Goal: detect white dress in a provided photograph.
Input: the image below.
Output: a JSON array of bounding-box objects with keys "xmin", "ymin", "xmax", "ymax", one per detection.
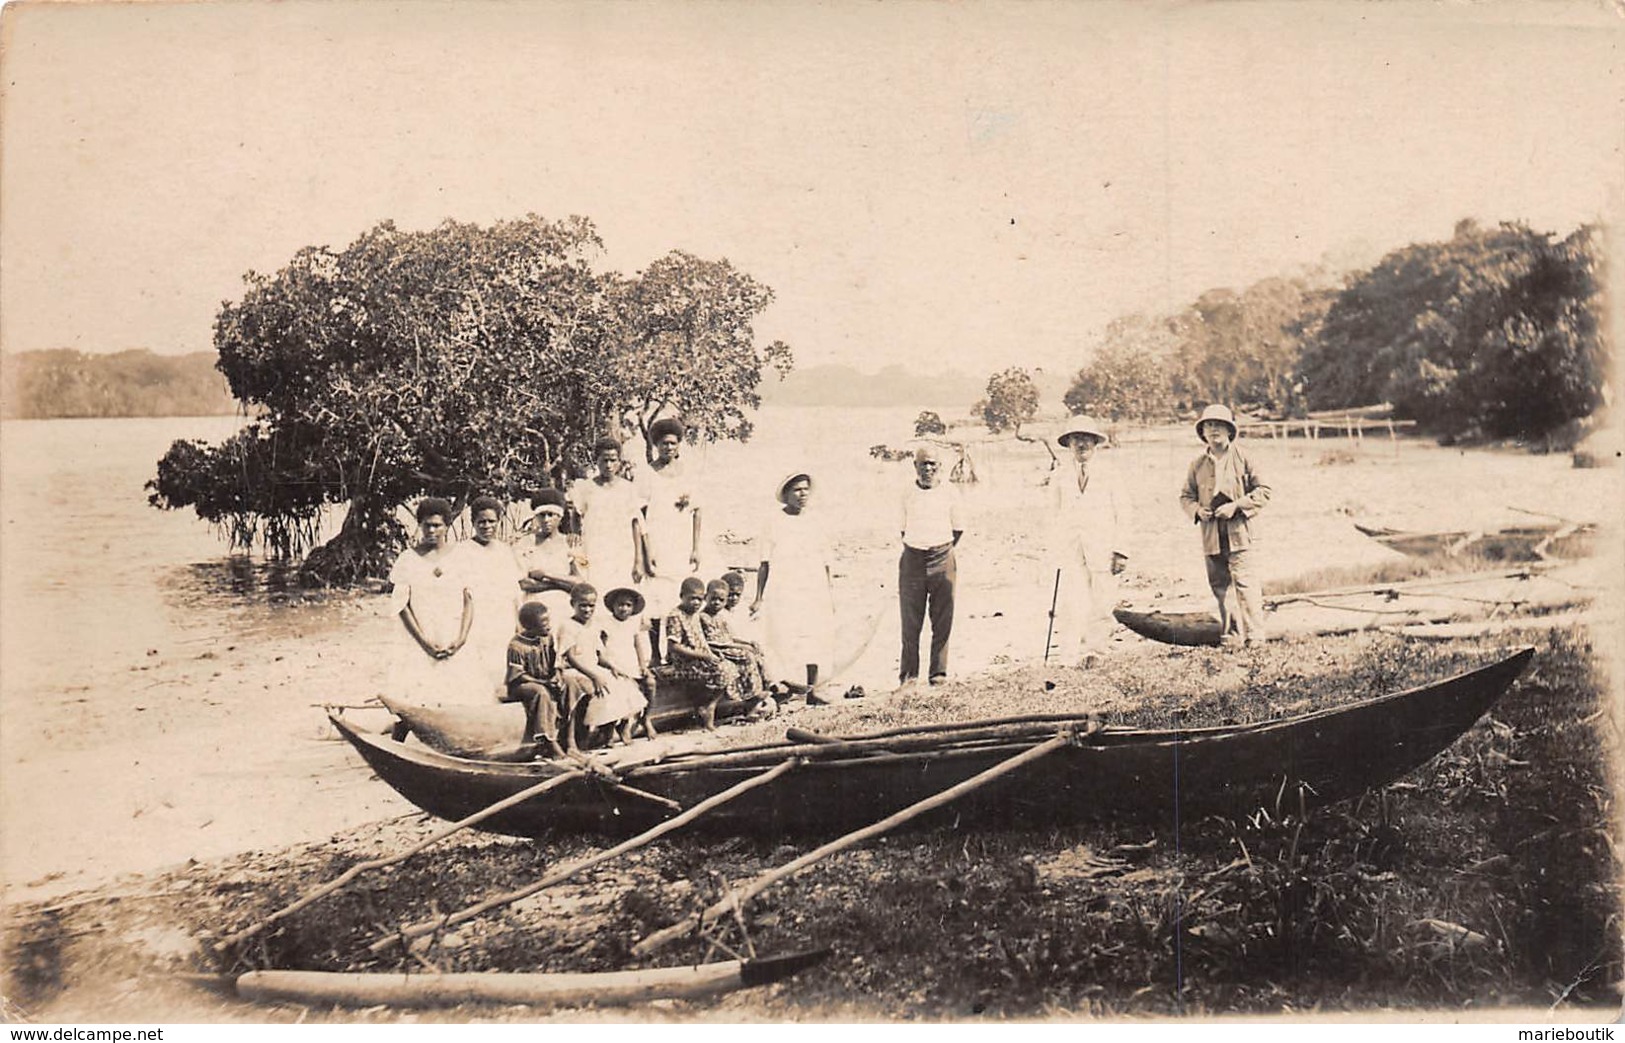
[
  {"xmin": 515, "ymin": 532, "xmax": 579, "ymax": 623},
  {"xmin": 1043, "ymin": 462, "xmax": 1125, "ymax": 661},
  {"xmin": 635, "ymin": 460, "xmax": 703, "ymax": 616},
  {"xmin": 569, "ymin": 475, "xmax": 646, "ymax": 591},
  {"xmin": 385, "ymin": 546, "xmax": 485, "ymax": 706},
  {"xmin": 556, "ymin": 614, "xmax": 647, "ymax": 728},
  {"xmin": 600, "ymin": 613, "xmax": 649, "ymax": 680},
  {"xmin": 757, "ymin": 506, "xmax": 836, "ymax": 680},
  {"xmin": 452, "ymin": 537, "xmax": 525, "ymax": 697}
]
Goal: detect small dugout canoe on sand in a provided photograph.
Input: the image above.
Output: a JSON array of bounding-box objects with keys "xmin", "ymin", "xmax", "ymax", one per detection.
[
  {"xmin": 379, "ymin": 681, "xmax": 765, "ymax": 761},
  {"xmin": 1113, "ymin": 566, "xmax": 1592, "ymax": 647},
  {"xmin": 330, "ymin": 649, "xmax": 1533, "ymax": 837},
  {"xmin": 1353, "ymin": 520, "xmax": 1596, "ymax": 562}
]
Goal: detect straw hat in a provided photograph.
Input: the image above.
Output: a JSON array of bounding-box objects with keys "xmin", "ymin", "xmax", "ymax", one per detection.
[
  {"xmin": 603, "ymin": 587, "xmax": 646, "ymax": 615},
  {"xmin": 1195, "ymin": 404, "xmax": 1238, "ymax": 440},
  {"xmin": 1057, "ymin": 415, "xmax": 1109, "ymax": 448}
]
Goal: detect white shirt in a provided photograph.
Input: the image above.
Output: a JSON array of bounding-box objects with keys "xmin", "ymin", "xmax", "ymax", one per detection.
[{"xmin": 900, "ymin": 481, "xmax": 963, "ymax": 550}]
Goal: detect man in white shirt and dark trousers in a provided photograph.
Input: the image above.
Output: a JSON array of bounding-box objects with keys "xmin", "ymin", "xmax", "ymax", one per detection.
[{"xmin": 899, "ymin": 443, "xmax": 963, "ymax": 687}]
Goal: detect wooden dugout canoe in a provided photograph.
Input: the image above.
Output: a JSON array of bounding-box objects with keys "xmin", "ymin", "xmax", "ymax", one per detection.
[
  {"xmin": 380, "ymin": 679, "xmax": 765, "ymax": 761},
  {"xmin": 1353, "ymin": 520, "xmax": 1596, "ymax": 562},
  {"xmin": 331, "ymin": 648, "xmax": 1533, "ymax": 836},
  {"xmin": 1113, "ymin": 566, "xmax": 1589, "ymax": 647}
]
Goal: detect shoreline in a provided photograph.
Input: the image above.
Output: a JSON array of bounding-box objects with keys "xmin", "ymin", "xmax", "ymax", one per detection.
[{"xmin": 4, "ymin": 423, "xmax": 1619, "ymax": 906}]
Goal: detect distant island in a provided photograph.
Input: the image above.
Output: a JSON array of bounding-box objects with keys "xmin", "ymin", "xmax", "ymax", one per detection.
[
  {"xmin": 0, "ymin": 349, "xmax": 237, "ymax": 420},
  {"xmin": 1, "ymin": 350, "xmax": 1004, "ymax": 419},
  {"xmin": 760, "ymin": 363, "xmax": 984, "ymax": 408}
]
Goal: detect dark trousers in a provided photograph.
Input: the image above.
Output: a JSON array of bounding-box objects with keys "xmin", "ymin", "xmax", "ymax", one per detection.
[
  {"xmin": 899, "ymin": 543, "xmax": 956, "ymax": 682},
  {"xmin": 504, "ymin": 681, "xmax": 563, "ymax": 743}
]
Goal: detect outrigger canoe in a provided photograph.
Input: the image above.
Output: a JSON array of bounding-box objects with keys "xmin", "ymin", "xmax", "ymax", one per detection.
[
  {"xmin": 330, "ymin": 649, "xmax": 1533, "ymax": 836},
  {"xmin": 1113, "ymin": 566, "xmax": 1590, "ymax": 647},
  {"xmin": 1354, "ymin": 520, "xmax": 1595, "ymax": 562}
]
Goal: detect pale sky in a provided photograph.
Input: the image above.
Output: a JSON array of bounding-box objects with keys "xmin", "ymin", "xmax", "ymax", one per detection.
[{"xmin": 2, "ymin": 0, "xmax": 1621, "ymax": 377}]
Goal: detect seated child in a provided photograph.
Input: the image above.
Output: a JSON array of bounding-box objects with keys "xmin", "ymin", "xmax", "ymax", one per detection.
[
  {"xmin": 657, "ymin": 576, "xmax": 741, "ymax": 731},
  {"xmin": 555, "ymin": 583, "xmax": 649, "ymax": 749},
  {"xmin": 600, "ymin": 586, "xmax": 659, "ymax": 741},
  {"xmin": 700, "ymin": 578, "xmax": 770, "ymax": 712},
  {"xmin": 502, "ymin": 601, "xmax": 571, "ymax": 759},
  {"xmin": 721, "ymin": 571, "xmax": 761, "ymax": 641}
]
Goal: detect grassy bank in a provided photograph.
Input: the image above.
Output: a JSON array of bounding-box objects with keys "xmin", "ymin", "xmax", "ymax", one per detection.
[{"xmin": 3, "ymin": 627, "xmax": 1618, "ymax": 1021}]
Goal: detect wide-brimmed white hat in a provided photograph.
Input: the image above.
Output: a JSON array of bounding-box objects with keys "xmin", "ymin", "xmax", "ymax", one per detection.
[
  {"xmin": 776, "ymin": 471, "xmax": 813, "ymax": 504},
  {"xmin": 1057, "ymin": 415, "xmax": 1109, "ymax": 448},
  {"xmin": 1195, "ymin": 404, "xmax": 1238, "ymax": 440}
]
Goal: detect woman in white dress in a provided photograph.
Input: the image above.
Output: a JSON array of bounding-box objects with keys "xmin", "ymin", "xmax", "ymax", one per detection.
[
  {"xmin": 750, "ymin": 472, "xmax": 836, "ymax": 696},
  {"xmin": 635, "ymin": 417, "xmax": 703, "ymax": 623},
  {"xmin": 1044, "ymin": 415, "xmax": 1128, "ymax": 668},
  {"xmin": 516, "ymin": 489, "xmax": 581, "ymax": 623},
  {"xmin": 570, "ymin": 438, "xmax": 646, "ymax": 592},
  {"xmin": 452, "ymin": 494, "xmax": 524, "ymax": 698},
  {"xmin": 386, "ymin": 497, "xmax": 480, "ymax": 706}
]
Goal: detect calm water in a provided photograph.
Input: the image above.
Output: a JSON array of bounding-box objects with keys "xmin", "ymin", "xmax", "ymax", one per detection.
[{"xmin": 0, "ymin": 406, "xmax": 963, "ymax": 699}]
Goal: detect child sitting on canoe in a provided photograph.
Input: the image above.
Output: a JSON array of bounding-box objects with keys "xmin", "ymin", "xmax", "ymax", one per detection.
[
  {"xmin": 721, "ymin": 571, "xmax": 760, "ymax": 641},
  {"xmin": 556, "ymin": 583, "xmax": 649, "ymax": 748},
  {"xmin": 601, "ymin": 586, "xmax": 659, "ymax": 740},
  {"xmin": 502, "ymin": 601, "xmax": 571, "ymax": 760},
  {"xmin": 701, "ymin": 578, "xmax": 772, "ymax": 715},
  {"xmin": 657, "ymin": 576, "xmax": 739, "ymax": 731}
]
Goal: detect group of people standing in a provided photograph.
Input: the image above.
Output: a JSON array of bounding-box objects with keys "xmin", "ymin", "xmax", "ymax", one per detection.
[
  {"xmin": 382, "ymin": 404, "xmax": 1271, "ymax": 750},
  {"xmin": 381, "ymin": 417, "xmax": 843, "ymax": 750}
]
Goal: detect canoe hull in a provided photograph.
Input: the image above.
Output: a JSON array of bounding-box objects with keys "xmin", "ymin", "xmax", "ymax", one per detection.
[
  {"xmin": 384, "ymin": 681, "xmax": 765, "ymax": 760},
  {"xmin": 1112, "ymin": 609, "xmax": 1224, "ymax": 647},
  {"xmin": 1355, "ymin": 521, "xmax": 1596, "ymax": 562},
  {"xmin": 332, "ymin": 650, "xmax": 1533, "ymax": 836},
  {"xmin": 1113, "ymin": 566, "xmax": 1589, "ymax": 647}
]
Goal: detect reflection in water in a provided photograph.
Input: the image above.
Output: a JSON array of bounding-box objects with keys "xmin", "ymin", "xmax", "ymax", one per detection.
[
  {"xmin": 158, "ymin": 557, "xmax": 368, "ymax": 647},
  {"xmin": 180, "ymin": 556, "xmax": 304, "ymax": 600}
]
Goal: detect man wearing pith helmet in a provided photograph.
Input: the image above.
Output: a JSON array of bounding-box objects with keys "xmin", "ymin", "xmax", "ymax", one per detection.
[
  {"xmin": 1178, "ymin": 404, "xmax": 1272, "ymax": 648},
  {"xmin": 1045, "ymin": 415, "xmax": 1128, "ymax": 668}
]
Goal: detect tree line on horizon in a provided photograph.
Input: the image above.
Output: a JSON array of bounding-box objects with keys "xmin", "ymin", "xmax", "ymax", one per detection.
[
  {"xmin": 1, "ymin": 348, "xmax": 237, "ymax": 420},
  {"xmin": 1043, "ymin": 219, "xmax": 1608, "ymax": 445}
]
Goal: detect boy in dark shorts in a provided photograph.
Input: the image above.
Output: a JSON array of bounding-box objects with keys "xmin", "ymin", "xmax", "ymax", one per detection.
[{"xmin": 503, "ymin": 601, "xmax": 571, "ymax": 759}]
